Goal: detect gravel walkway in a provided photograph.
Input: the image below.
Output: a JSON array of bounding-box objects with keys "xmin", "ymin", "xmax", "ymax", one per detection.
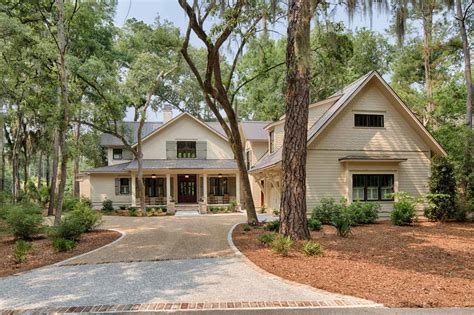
[{"xmin": 0, "ymin": 214, "xmax": 378, "ymax": 311}]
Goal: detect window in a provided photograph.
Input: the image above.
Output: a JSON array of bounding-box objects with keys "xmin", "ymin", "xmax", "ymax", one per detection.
[
  {"xmin": 120, "ymin": 178, "xmax": 130, "ymax": 195},
  {"xmin": 354, "ymin": 114, "xmax": 384, "ymax": 127},
  {"xmin": 269, "ymin": 130, "xmax": 275, "ymax": 153},
  {"xmin": 352, "ymin": 174, "xmax": 394, "ymax": 201},
  {"xmin": 177, "ymin": 141, "xmax": 196, "ymax": 158},
  {"xmin": 113, "ymin": 148, "xmax": 123, "ymax": 160},
  {"xmin": 145, "ymin": 178, "xmax": 165, "ymax": 197},
  {"xmin": 210, "ymin": 177, "xmax": 228, "ymax": 196},
  {"xmin": 246, "ymin": 150, "xmax": 252, "ymax": 169}
]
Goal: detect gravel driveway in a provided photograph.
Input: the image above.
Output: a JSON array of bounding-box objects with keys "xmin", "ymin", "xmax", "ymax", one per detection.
[{"xmin": 0, "ymin": 214, "xmax": 379, "ymax": 311}]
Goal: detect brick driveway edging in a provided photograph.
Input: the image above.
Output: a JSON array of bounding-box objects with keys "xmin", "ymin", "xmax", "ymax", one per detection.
[{"xmin": 0, "ymin": 299, "xmax": 380, "ymax": 314}]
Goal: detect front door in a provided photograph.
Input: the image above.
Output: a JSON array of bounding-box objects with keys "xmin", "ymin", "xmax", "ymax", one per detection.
[{"xmin": 178, "ymin": 175, "xmax": 197, "ymax": 203}]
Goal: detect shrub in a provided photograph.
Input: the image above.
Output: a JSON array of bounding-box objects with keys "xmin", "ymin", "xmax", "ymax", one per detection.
[
  {"xmin": 55, "ymin": 216, "xmax": 85, "ymax": 241},
  {"xmin": 242, "ymin": 224, "xmax": 251, "ymax": 232},
  {"xmin": 14, "ymin": 240, "xmax": 32, "ymax": 263},
  {"xmin": 258, "ymin": 233, "xmax": 275, "ymax": 245},
  {"xmin": 38, "ymin": 186, "xmax": 50, "ymax": 207},
  {"xmin": 391, "ymin": 192, "xmax": 418, "ymax": 226},
  {"xmin": 428, "ymin": 156, "xmax": 456, "ymax": 221},
  {"xmin": 229, "ymin": 200, "xmax": 238, "ymax": 212},
  {"xmin": 311, "ymin": 197, "xmax": 344, "ymax": 224},
  {"xmin": 348, "ymin": 202, "xmax": 380, "ymax": 224},
  {"xmin": 128, "ymin": 207, "xmax": 138, "ymax": 216},
  {"xmin": 5, "ymin": 203, "xmax": 44, "ymax": 240},
  {"xmin": 52, "ymin": 238, "xmax": 77, "ymax": 252},
  {"xmin": 265, "ymin": 219, "xmax": 280, "ymax": 232},
  {"xmin": 119, "ymin": 205, "xmax": 127, "ymax": 210},
  {"xmin": 424, "ymin": 193, "xmax": 452, "ymax": 222},
  {"xmin": 272, "ymin": 209, "xmax": 280, "ymax": 216},
  {"xmin": 302, "ymin": 241, "xmax": 322, "ymax": 256},
  {"xmin": 454, "ymin": 197, "xmax": 472, "ymax": 222},
  {"xmin": 271, "ymin": 235, "xmax": 293, "ymax": 256},
  {"xmin": 331, "ymin": 209, "xmax": 352, "ymax": 237},
  {"xmin": 308, "ymin": 218, "xmax": 322, "ymax": 231},
  {"xmin": 67, "ymin": 204, "xmax": 102, "ymax": 232},
  {"xmin": 62, "ymin": 195, "xmax": 82, "ymax": 213},
  {"xmin": 81, "ymin": 197, "xmax": 92, "ymax": 208},
  {"xmin": 101, "ymin": 199, "xmax": 114, "ymax": 212}
]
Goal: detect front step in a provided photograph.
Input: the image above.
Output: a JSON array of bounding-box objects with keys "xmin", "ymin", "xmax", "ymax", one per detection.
[{"xmin": 175, "ymin": 204, "xmax": 200, "ymax": 216}]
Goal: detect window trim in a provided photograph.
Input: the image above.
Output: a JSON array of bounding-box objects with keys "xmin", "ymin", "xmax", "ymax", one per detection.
[
  {"xmin": 113, "ymin": 148, "xmax": 123, "ymax": 160},
  {"xmin": 352, "ymin": 173, "xmax": 395, "ymax": 202},
  {"xmin": 354, "ymin": 113, "xmax": 385, "ymax": 128},
  {"xmin": 119, "ymin": 178, "xmax": 130, "ymax": 195},
  {"xmin": 209, "ymin": 177, "xmax": 228, "ymax": 196},
  {"xmin": 269, "ymin": 130, "xmax": 275, "ymax": 153},
  {"xmin": 177, "ymin": 141, "xmax": 197, "ymax": 159}
]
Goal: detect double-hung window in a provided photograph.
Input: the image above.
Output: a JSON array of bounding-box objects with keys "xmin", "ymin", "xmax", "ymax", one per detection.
[
  {"xmin": 210, "ymin": 177, "xmax": 228, "ymax": 196},
  {"xmin": 119, "ymin": 178, "xmax": 130, "ymax": 195},
  {"xmin": 352, "ymin": 174, "xmax": 394, "ymax": 201}
]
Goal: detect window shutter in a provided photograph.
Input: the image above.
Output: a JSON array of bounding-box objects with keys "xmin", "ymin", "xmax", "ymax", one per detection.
[
  {"xmin": 115, "ymin": 178, "xmax": 120, "ymax": 195},
  {"xmin": 166, "ymin": 141, "xmax": 177, "ymax": 159},
  {"xmin": 123, "ymin": 149, "xmax": 133, "ymax": 160},
  {"xmin": 196, "ymin": 141, "xmax": 207, "ymax": 159}
]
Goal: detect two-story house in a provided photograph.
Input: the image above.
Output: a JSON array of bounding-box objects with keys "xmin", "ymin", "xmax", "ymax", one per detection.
[{"xmin": 79, "ymin": 71, "xmax": 446, "ymax": 217}]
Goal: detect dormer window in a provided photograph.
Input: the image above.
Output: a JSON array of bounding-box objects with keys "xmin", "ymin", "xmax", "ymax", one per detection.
[
  {"xmin": 177, "ymin": 141, "xmax": 196, "ymax": 158},
  {"xmin": 113, "ymin": 148, "xmax": 123, "ymax": 160},
  {"xmin": 269, "ymin": 130, "xmax": 275, "ymax": 153},
  {"xmin": 354, "ymin": 114, "xmax": 384, "ymax": 127}
]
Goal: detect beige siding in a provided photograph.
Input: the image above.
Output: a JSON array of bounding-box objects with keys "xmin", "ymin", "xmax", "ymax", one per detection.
[
  {"xmin": 246, "ymin": 141, "xmax": 268, "ymax": 209},
  {"xmin": 89, "ymin": 174, "xmax": 132, "ymax": 208},
  {"xmin": 78, "ymin": 176, "xmax": 91, "ymax": 199},
  {"xmin": 107, "ymin": 148, "xmax": 132, "ymax": 165},
  {"xmin": 308, "ymin": 102, "xmax": 333, "ymax": 129},
  {"xmin": 141, "ymin": 115, "xmax": 233, "ymax": 159},
  {"xmin": 273, "ymin": 124, "xmax": 285, "ymax": 151}
]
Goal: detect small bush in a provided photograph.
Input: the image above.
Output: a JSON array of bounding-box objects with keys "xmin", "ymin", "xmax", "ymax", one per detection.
[
  {"xmin": 52, "ymin": 238, "xmax": 77, "ymax": 252},
  {"xmin": 81, "ymin": 197, "xmax": 92, "ymax": 208},
  {"xmin": 308, "ymin": 218, "xmax": 322, "ymax": 231},
  {"xmin": 14, "ymin": 240, "xmax": 32, "ymax": 263},
  {"xmin": 62, "ymin": 195, "xmax": 82, "ymax": 213},
  {"xmin": 454, "ymin": 197, "xmax": 472, "ymax": 222},
  {"xmin": 119, "ymin": 205, "xmax": 127, "ymax": 210},
  {"xmin": 348, "ymin": 202, "xmax": 380, "ymax": 224},
  {"xmin": 101, "ymin": 199, "xmax": 114, "ymax": 212},
  {"xmin": 272, "ymin": 209, "xmax": 280, "ymax": 216},
  {"xmin": 67, "ymin": 204, "xmax": 102, "ymax": 232},
  {"xmin": 259, "ymin": 233, "xmax": 275, "ymax": 245},
  {"xmin": 128, "ymin": 207, "xmax": 138, "ymax": 216},
  {"xmin": 271, "ymin": 235, "xmax": 293, "ymax": 256},
  {"xmin": 229, "ymin": 200, "xmax": 238, "ymax": 212},
  {"xmin": 5, "ymin": 203, "xmax": 44, "ymax": 240},
  {"xmin": 302, "ymin": 241, "xmax": 322, "ymax": 256},
  {"xmin": 265, "ymin": 219, "xmax": 280, "ymax": 232},
  {"xmin": 311, "ymin": 197, "xmax": 344, "ymax": 224},
  {"xmin": 391, "ymin": 192, "xmax": 418, "ymax": 226},
  {"xmin": 428, "ymin": 156, "xmax": 457, "ymax": 220},
  {"xmin": 424, "ymin": 193, "xmax": 452, "ymax": 221},
  {"xmin": 55, "ymin": 216, "xmax": 85, "ymax": 241},
  {"xmin": 242, "ymin": 224, "xmax": 251, "ymax": 232},
  {"xmin": 331, "ymin": 209, "xmax": 352, "ymax": 237}
]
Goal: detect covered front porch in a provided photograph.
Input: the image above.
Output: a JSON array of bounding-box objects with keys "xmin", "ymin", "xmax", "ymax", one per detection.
[{"xmin": 129, "ymin": 170, "xmax": 241, "ymax": 212}]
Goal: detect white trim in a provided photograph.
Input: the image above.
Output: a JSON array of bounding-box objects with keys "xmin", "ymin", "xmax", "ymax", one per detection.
[{"xmin": 347, "ymin": 170, "xmax": 398, "ymax": 204}]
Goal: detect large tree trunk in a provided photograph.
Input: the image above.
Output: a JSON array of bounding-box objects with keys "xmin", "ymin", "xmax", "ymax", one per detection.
[
  {"xmin": 54, "ymin": 0, "xmax": 70, "ymax": 225},
  {"xmin": 422, "ymin": 6, "xmax": 435, "ymax": 128},
  {"xmin": 279, "ymin": 0, "xmax": 312, "ymax": 240},
  {"xmin": 48, "ymin": 132, "xmax": 59, "ymax": 215},
  {"xmin": 456, "ymin": 0, "xmax": 473, "ymax": 195},
  {"xmin": 46, "ymin": 151, "xmax": 50, "ymax": 187},
  {"xmin": 73, "ymin": 116, "xmax": 81, "ymax": 197}
]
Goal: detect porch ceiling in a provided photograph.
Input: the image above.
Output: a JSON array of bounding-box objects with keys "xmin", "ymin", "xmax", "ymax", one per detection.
[{"xmin": 125, "ymin": 159, "xmax": 238, "ymax": 170}]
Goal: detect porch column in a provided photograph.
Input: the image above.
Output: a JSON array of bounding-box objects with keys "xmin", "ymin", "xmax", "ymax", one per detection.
[
  {"xmin": 203, "ymin": 174, "xmax": 208, "ymax": 204},
  {"xmin": 131, "ymin": 173, "xmax": 136, "ymax": 206},
  {"xmin": 236, "ymin": 172, "xmax": 241, "ymax": 207},
  {"xmin": 166, "ymin": 173, "xmax": 171, "ymax": 203}
]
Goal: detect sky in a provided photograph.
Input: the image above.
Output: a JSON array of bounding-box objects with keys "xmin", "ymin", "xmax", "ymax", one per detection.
[{"xmin": 114, "ymin": 0, "xmax": 393, "ymax": 121}]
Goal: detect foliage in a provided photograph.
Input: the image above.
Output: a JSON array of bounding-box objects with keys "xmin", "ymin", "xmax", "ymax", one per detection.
[
  {"xmin": 67, "ymin": 204, "xmax": 102, "ymax": 232},
  {"xmin": 258, "ymin": 233, "xmax": 276, "ymax": 245},
  {"xmin": 229, "ymin": 200, "xmax": 238, "ymax": 212},
  {"xmin": 391, "ymin": 192, "xmax": 419, "ymax": 226},
  {"xmin": 5, "ymin": 203, "xmax": 43, "ymax": 240},
  {"xmin": 311, "ymin": 197, "xmax": 345, "ymax": 224},
  {"xmin": 128, "ymin": 207, "xmax": 138, "ymax": 216},
  {"xmin": 302, "ymin": 241, "xmax": 322, "ymax": 256},
  {"xmin": 101, "ymin": 199, "xmax": 114, "ymax": 212},
  {"xmin": 347, "ymin": 202, "xmax": 380, "ymax": 224},
  {"xmin": 331, "ymin": 209, "xmax": 353, "ymax": 237},
  {"xmin": 426, "ymin": 157, "xmax": 457, "ymax": 221},
  {"xmin": 52, "ymin": 238, "xmax": 77, "ymax": 252},
  {"xmin": 272, "ymin": 209, "xmax": 280, "ymax": 216},
  {"xmin": 264, "ymin": 220, "xmax": 280, "ymax": 232},
  {"xmin": 62, "ymin": 195, "xmax": 82, "ymax": 213},
  {"xmin": 14, "ymin": 240, "xmax": 32, "ymax": 264},
  {"xmin": 308, "ymin": 218, "xmax": 322, "ymax": 231},
  {"xmin": 454, "ymin": 197, "xmax": 473, "ymax": 222},
  {"xmin": 271, "ymin": 235, "xmax": 293, "ymax": 257},
  {"xmin": 242, "ymin": 224, "xmax": 251, "ymax": 232}
]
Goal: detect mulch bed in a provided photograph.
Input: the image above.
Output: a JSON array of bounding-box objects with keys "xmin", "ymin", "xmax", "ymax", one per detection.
[
  {"xmin": 233, "ymin": 221, "xmax": 474, "ymax": 308},
  {"xmin": 0, "ymin": 229, "xmax": 121, "ymax": 277}
]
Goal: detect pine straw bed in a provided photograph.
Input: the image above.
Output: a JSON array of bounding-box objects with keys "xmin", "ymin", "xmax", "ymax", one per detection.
[
  {"xmin": 233, "ymin": 221, "xmax": 474, "ymax": 308},
  {"xmin": 0, "ymin": 229, "xmax": 121, "ymax": 277}
]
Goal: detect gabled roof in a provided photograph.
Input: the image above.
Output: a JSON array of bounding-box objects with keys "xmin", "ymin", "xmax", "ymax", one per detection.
[
  {"xmin": 241, "ymin": 121, "xmax": 271, "ymax": 141},
  {"xmin": 250, "ymin": 71, "xmax": 447, "ymax": 172},
  {"xmin": 100, "ymin": 122, "xmax": 163, "ymax": 146},
  {"xmin": 83, "ymin": 162, "xmax": 131, "ymax": 174}
]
